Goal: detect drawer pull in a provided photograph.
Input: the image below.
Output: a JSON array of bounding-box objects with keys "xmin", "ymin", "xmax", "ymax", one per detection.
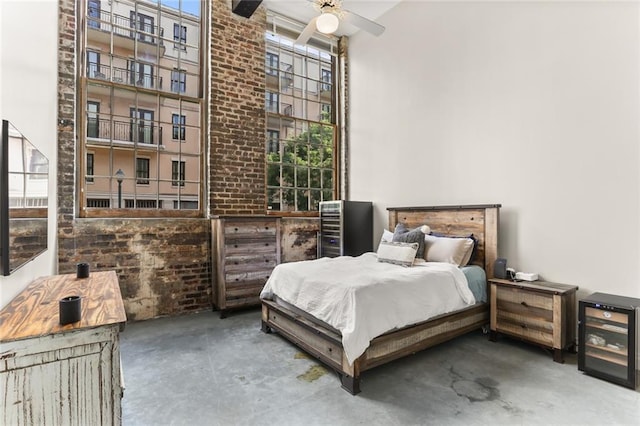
[
  {"xmin": 234, "ymin": 261, "xmax": 238, "ymax": 265},
  {"xmin": 265, "ymin": 243, "xmax": 269, "ymax": 246},
  {"xmin": 265, "ymin": 259, "xmax": 269, "ymax": 263},
  {"xmin": 234, "ymin": 244, "xmax": 238, "ymax": 248},
  {"xmin": 520, "ymin": 324, "xmax": 527, "ymax": 329},
  {"xmin": 265, "ymin": 226, "xmax": 269, "ymax": 230},
  {"xmin": 521, "ymin": 301, "xmax": 529, "ymax": 307},
  {"xmin": 234, "ymin": 227, "xmax": 238, "ymax": 232}
]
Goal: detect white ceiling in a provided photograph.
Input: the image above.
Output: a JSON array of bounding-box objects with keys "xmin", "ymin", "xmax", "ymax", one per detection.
[{"xmin": 262, "ymin": 0, "xmax": 402, "ymax": 37}]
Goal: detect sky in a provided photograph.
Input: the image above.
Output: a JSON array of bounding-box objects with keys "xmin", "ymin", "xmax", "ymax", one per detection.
[{"xmin": 152, "ymin": 0, "xmax": 200, "ymax": 16}]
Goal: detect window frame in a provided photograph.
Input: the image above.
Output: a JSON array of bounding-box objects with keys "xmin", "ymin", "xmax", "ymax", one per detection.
[
  {"xmin": 171, "ymin": 160, "xmax": 186, "ymax": 186},
  {"xmin": 264, "ymin": 30, "xmax": 339, "ymax": 214},
  {"xmin": 172, "ymin": 113, "xmax": 186, "ymax": 141},
  {"xmin": 78, "ymin": 0, "xmax": 205, "ymax": 218},
  {"xmin": 136, "ymin": 157, "xmax": 150, "ymax": 185}
]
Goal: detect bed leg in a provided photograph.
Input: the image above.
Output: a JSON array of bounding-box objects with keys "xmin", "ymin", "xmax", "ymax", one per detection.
[
  {"xmin": 340, "ymin": 374, "xmax": 360, "ymax": 395},
  {"xmin": 261, "ymin": 321, "xmax": 272, "ymax": 334}
]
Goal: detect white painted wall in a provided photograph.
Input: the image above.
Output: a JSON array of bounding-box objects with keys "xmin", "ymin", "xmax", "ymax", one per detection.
[
  {"xmin": 0, "ymin": 0, "xmax": 59, "ymax": 307},
  {"xmin": 349, "ymin": 1, "xmax": 640, "ymax": 299}
]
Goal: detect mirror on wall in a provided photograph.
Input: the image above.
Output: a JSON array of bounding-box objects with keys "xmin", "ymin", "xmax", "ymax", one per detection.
[{"xmin": 1, "ymin": 120, "xmax": 49, "ymax": 276}]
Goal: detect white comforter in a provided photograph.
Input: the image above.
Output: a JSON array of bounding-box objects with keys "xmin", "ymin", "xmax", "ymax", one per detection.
[{"xmin": 260, "ymin": 252, "xmax": 476, "ymax": 365}]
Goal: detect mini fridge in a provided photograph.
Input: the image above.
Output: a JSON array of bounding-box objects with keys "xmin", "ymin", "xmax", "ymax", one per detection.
[
  {"xmin": 319, "ymin": 200, "xmax": 373, "ymax": 258},
  {"xmin": 578, "ymin": 292, "xmax": 640, "ymax": 389}
]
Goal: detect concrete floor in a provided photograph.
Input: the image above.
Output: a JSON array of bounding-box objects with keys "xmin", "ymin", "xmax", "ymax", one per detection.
[{"xmin": 120, "ymin": 309, "xmax": 639, "ymax": 426}]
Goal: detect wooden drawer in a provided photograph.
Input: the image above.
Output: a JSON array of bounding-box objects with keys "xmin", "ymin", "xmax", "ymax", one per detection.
[
  {"xmin": 490, "ymin": 279, "xmax": 578, "ymax": 362},
  {"xmin": 212, "ymin": 217, "xmax": 281, "ymax": 316}
]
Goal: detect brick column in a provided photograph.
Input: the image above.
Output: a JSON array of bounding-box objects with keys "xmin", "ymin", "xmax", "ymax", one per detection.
[{"xmin": 209, "ymin": 0, "xmax": 267, "ymax": 215}]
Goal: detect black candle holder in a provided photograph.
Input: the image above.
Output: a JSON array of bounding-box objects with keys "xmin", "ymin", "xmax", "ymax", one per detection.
[
  {"xmin": 77, "ymin": 262, "xmax": 90, "ymax": 279},
  {"xmin": 59, "ymin": 296, "xmax": 81, "ymax": 325}
]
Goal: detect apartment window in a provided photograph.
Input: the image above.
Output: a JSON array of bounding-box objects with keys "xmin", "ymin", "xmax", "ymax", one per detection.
[
  {"xmin": 129, "ymin": 61, "xmax": 154, "ymax": 88},
  {"xmin": 87, "ymin": 51, "xmax": 101, "ymax": 79},
  {"xmin": 130, "ymin": 108, "xmax": 154, "ymax": 145},
  {"xmin": 125, "ymin": 199, "xmax": 160, "ymax": 209},
  {"xmin": 266, "ymin": 52, "xmax": 279, "ymax": 76},
  {"xmin": 87, "ymin": 101, "xmax": 100, "ymax": 138},
  {"xmin": 80, "ymin": 0, "xmax": 203, "ymax": 217},
  {"xmin": 86, "ymin": 153, "xmax": 94, "ymax": 183},
  {"xmin": 136, "ymin": 157, "xmax": 149, "ymax": 185},
  {"xmin": 265, "ymin": 92, "xmax": 278, "ymax": 113},
  {"xmin": 173, "ymin": 23, "xmax": 187, "ymax": 49},
  {"xmin": 265, "ymin": 30, "xmax": 338, "ymax": 212},
  {"xmin": 267, "ymin": 130, "xmax": 279, "ymax": 153},
  {"xmin": 88, "ymin": 0, "xmax": 100, "ymax": 29},
  {"xmin": 172, "ymin": 161, "xmax": 185, "ymax": 186},
  {"xmin": 172, "ymin": 114, "xmax": 186, "ymax": 140},
  {"xmin": 321, "ymin": 69, "xmax": 332, "ymax": 92},
  {"xmin": 171, "ymin": 69, "xmax": 186, "ymax": 93},
  {"xmin": 130, "ymin": 11, "xmax": 154, "ymax": 43}
]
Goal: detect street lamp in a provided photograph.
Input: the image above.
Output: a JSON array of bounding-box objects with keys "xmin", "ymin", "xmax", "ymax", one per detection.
[{"xmin": 115, "ymin": 169, "xmax": 125, "ymax": 208}]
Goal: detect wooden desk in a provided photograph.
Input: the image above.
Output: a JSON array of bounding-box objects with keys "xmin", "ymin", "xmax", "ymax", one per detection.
[{"xmin": 0, "ymin": 271, "xmax": 126, "ymax": 425}]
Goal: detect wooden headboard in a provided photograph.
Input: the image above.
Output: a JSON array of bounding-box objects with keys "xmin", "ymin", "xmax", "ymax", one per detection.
[{"xmin": 387, "ymin": 204, "xmax": 501, "ymax": 278}]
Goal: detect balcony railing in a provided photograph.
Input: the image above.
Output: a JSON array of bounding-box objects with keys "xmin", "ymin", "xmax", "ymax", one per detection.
[
  {"xmin": 88, "ymin": 9, "xmax": 164, "ymax": 47},
  {"xmin": 87, "ymin": 62, "xmax": 163, "ymax": 89},
  {"xmin": 87, "ymin": 117, "xmax": 163, "ymax": 146}
]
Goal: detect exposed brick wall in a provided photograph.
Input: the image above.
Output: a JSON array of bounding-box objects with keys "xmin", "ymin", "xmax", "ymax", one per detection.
[
  {"xmin": 209, "ymin": 0, "xmax": 267, "ymax": 215},
  {"xmin": 58, "ymin": 219, "xmax": 211, "ymax": 320}
]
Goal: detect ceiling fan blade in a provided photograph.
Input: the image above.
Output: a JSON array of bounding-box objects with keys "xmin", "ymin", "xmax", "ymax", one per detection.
[
  {"xmin": 295, "ymin": 16, "xmax": 318, "ymax": 45},
  {"xmin": 342, "ymin": 10, "xmax": 385, "ymax": 36}
]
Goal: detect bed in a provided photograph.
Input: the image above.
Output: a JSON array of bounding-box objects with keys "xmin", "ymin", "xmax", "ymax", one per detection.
[{"xmin": 260, "ymin": 204, "xmax": 501, "ymax": 394}]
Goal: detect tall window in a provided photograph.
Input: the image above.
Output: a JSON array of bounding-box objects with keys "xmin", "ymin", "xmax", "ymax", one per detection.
[
  {"xmin": 88, "ymin": 0, "xmax": 100, "ymax": 29},
  {"xmin": 172, "ymin": 161, "xmax": 185, "ymax": 186},
  {"xmin": 266, "ymin": 52, "xmax": 279, "ymax": 76},
  {"xmin": 81, "ymin": 0, "xmax": 203, "ymax": 216},
  {"xmin": 129, "ymin": 61, "xmax": 154, "ymax": 88},
  {"xmin": 171, "ymin": 69, "xmax": 186, "ymax": 93},
  {"xmin": 266, "ymin": 129, "xmax": 279, "ymax": 153},
  {"xmin": 172, "ymin": 114, "xmax": 186, "ymax": 140},
  {"xmin": 136, "ymin": 158, "xmax": 149, "ymax": 184},
  {"xmin": 173, "ymin": 23, "xmax": 187, "ymax": 49},
  {"xmin": 265, "ymin": 30, "xmax": 337, "ymax": 212},
  {"xmin": 86, "ymin": 153, "xmax": 94, "ymax": 183},
  {"xmin": 130, "ymin": 11, "xmax": 154, "ymax": 43},
  {"xmin": 87, "ymin": 51, "xmax": 101, "ymax": 78}
]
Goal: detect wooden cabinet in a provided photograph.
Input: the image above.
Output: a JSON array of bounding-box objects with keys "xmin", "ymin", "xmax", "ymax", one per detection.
[
  {"xmin": 0, "ymin": 271, "xmax": 127, "ymax": 425},
  {"xmin": 578, "ymin": 293, "xmax": 639, "ymax": 389},
  {"xmin": 489, "ymin": 278, "xmax": 578, "ymax": 363},
  {"xmin": 212, "ymin": 216, "xmax": 281, "ymax": 318}
]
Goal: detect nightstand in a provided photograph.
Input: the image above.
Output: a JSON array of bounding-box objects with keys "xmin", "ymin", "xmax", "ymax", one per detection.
[{"xmin": 489, "ymin": 278, "xmax": 578, "ymax": 363}]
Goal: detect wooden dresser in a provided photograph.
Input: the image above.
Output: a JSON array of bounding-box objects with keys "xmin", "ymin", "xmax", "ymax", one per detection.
[
  {"xmin": 212, "ymin": 216, "xmax": 281, "ymax": 318},
  {"xmin": 0, "ymin": 271, "xmax": 127, "ymax": 425},
  {"xmin": 489, "ymin": 278, "xmax": 578, "ymax": 363}
]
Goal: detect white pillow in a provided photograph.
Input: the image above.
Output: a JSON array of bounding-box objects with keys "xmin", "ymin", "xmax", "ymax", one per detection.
[
  {"xmin": 377, "ymin": 241, "xmax": 418, "ymax": 267},
  {"xmin": 424, "ymin": 234, "xmax": 475, "ymax": 266},
  {"xmin": 379, "ymin": 229, "xmax": 394, "ymax": 245}
]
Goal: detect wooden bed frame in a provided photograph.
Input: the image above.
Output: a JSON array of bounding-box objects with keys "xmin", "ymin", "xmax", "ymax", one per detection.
[{"xmin": 261, "ymin": 204, "xmax": 501, "ymax": 394}]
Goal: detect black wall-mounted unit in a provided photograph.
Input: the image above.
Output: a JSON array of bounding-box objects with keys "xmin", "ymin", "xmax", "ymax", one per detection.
[
  {"xmin": 232, "ymin": 0, "xmax": 263, "ymax": 18},
  {"xmin": 319, "ymin": 200, "xmax": 373, "ymax": 258},
  {"xmin": 578, "ymin": 292, "xmax": 640, "ymax": 389}
]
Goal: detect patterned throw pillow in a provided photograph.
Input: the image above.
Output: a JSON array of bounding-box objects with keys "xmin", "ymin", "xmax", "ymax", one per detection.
[
  {"xmin": 392, "ymin": 223, "xmax": 425, "ymax": 258},
  {"xmin": 377, "ymin": 241, "xmax": 419, "ymax": 267}
]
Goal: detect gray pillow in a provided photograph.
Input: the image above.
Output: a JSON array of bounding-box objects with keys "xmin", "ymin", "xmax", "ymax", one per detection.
[{"xmin": 392, "ymin": 223, "xmax": 425, "ymax": 258}]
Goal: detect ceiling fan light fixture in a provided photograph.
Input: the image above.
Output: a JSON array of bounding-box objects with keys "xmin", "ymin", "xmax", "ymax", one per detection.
[{"xmin": 316, "ymin": 11, "xmax": 339, "ymax": 34}]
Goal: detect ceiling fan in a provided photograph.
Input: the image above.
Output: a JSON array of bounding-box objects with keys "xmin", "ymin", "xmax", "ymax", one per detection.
[{"xmin": 295, "ymin": 0, "xmax": 385, "ymax": 45}]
